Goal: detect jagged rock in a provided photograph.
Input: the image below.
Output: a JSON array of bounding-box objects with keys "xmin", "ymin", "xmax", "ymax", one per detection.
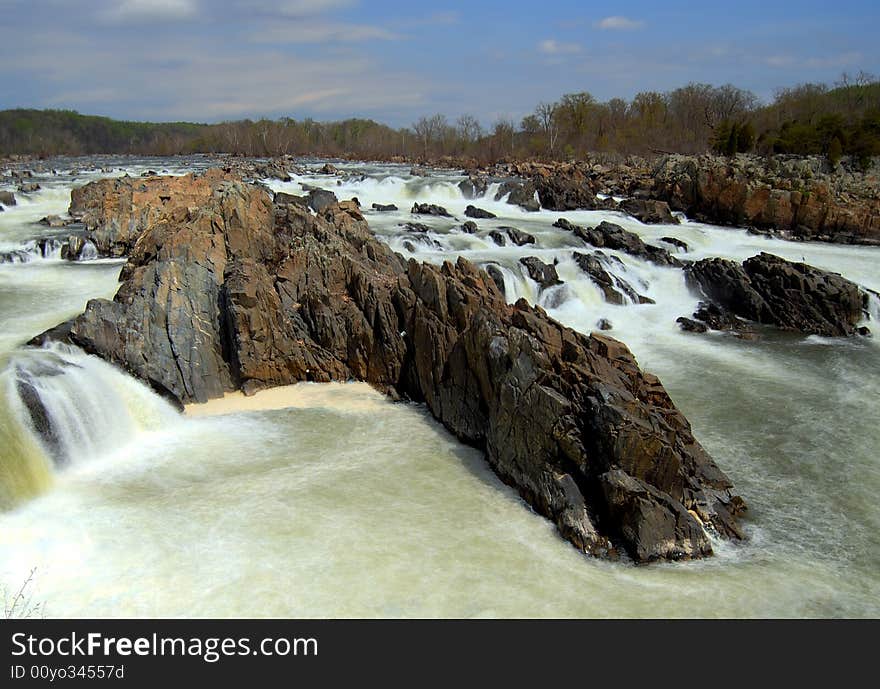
[
  {"xmin": 372, "ymin": 203, "xmax": 398, "ymax": 212},
  {"xmin": 534, "ymin": 175, "xmax": 597, "ymax": 211},
  {"xmin": 556, "ymin": 219, "xmax": 681, "ymax": 267},
  {"xmin": 402, "ymin": 222, "xmax": 432, "ymax": 233},
  {"xmin": 661, "ymin": 236, "xmax": 689, "ymax": 252},
  {"xmin": 499, "ymin": 226, "xmax": 536, "ymax": 247},
  {"xmin": 619, "ymin": 198, "xmax": 679, "ymax": 225},
  {"xmin": 460, "ymin": 221, "xmax": 478, "ymax": 234},
  {"xmin": 39, "ymin": 170, "xmax": 746, "ymax": 564},
  {"xmin": 519, "ymin": 257, "xmax": 561, "ymax": 290},
  {"xmin": 685, "ymin": 253, "xmax": 867, "ymax": 336},
  {"xmin": 488, "ymin": 230, "xmax": 507, "ymax": 246},
  {"xmin": 597, "ymin": 318, "xmax": 613, "ymax": 331},
  {"xmin": 653, "ymin": 154, "xmax": 880, "ymax": 244},
  {"xmin": 0, "ymin": 190, "xmax": 15, "ymax": 206},
  {"xmin": 307, "ymin": 188, "xmax": 338, "ymax": 212},
  {"xmin": 465, "ymin": 205, "xmax": 496, "ymax": 219},
  {"xmin": 677, "ymin": 317, "xmax": 709, "ymax": 334},
  {"xmin": 572, "ymin": 251, "xmax": 654, "ymax": 305},
  {"xmin": 274, "ymin": 191, "xmax": 307, "ymax": 206},
  {"xmin": 485, "ymin": 264, "xmax": 506, "ymax": 295},
  {"xmin": 318, "ymin": 163, "xmax": 339, "ymax": 175},
  {"xmin": 692, "ymin": 301, "xmax": 756, "ymax": 339},
  {"xmin": 60, "ymin": 236, "xmax": 84, "ymax": 260},
  {"xmin": 459, "ymin": 176, "xmax": 488, "ymax": 199},
  {"xmin": 39, "ymin": 215, "xmax": 69, "ymax": 228},
  {"xmin": 495, "ymin": 181, "xmax": 540, "ymax": 211},
  {"xmin": 412, "ymin": 203, "xmax": 452, "ymax": 217}
]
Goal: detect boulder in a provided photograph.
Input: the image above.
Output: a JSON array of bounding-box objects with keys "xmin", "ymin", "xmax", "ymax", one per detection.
[
  {"xmin": 534, "ymin": 175, "xmax": 598, "ymax": 211},
  {"xmin": 573, "ymin": 251, "xmax": 653, "ymax": 305},
  {"xmin": 459, "ymin": 176, "xmax": 489, "ymax": 199},
  {"xmin": 496, "ymin": 181, "xmax": 540, "ymax": 212},
  {"xmin": 465, "ymin": 205, "xmax": 496, "ymax": 219},
  {"xmin": 307, "ymin": 188, "xmax": 338, "ymax": 212},
  {"xmin": 412, "ymin": 203, "xmax": 452, "ymax": 217},
  {"xmin": 519, "ymin": 257, "xmax": 562, "ymax": 290},
  {"xmin": 17, "ymin": 182, "xmax": 41, "ymax": 194},
  {"xmin": 39, "ymin": 170, "xmax": 746, "ymax": 563},
  {"xmin": 619, "ymin": 198, "xmax": 679, "ymax": 225},
  {"xmin": 460, "ymin": 221, "xmax": 478, "ymax": 234},
  {"xmin": 0, "ymin": 190, "xmax": 15, "ymax": 206},
  {"xmin": 274, "ymin": 191, "xmax": 307, "ymax": 207},
  {"xmin": 499, "ymin": 226, "xmax": 536, "ymax": 247},
  {"xmin": 371, "ymin": 203, "xmax": 398, "ymax": 212},
  {"xmin": 685, "ymin": 253, "xmax": 867, "ymax": 336},
  {"xmin": 556, "ymin": 219, "xmax": 681, "ymax": 267}
]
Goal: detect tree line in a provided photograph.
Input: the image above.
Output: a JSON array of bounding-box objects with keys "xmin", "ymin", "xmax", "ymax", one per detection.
[{"xmin": 1, "ymin": 73, "xmax": 878, "ymax": 165}]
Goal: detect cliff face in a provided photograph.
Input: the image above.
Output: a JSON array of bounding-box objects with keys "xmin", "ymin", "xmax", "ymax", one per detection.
[{"xmin": 38, "ymin": 170, "xmax": 747, "ymax": 563}]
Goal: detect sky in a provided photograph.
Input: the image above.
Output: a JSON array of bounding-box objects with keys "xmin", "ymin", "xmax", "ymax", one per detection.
[{"xmin": 1, "ymin": 0, "xmax": 878, "ymax": 127}]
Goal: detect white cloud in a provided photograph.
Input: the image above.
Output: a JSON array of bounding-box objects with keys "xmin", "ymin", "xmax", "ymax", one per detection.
[
  {"xmin": 105, "ymin": 0, "xmax": 199, "ymax": 22},
  {"xmin": 250, "ymin": 21, "xmax": 398, "ymax": 43},
  {"xmin": 538, "ymin": 39, "xmax": 581, "ymax": 55},
  {"xmin": 240, "ymin": 0, "xmax": 356, "ymax": 16},
  {"xmin": 594, "ymin": 16, "xmax": 644, "ymax": 31}
]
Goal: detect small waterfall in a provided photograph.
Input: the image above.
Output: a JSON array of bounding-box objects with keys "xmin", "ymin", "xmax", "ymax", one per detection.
[
  {"xmin": 0, "ymin": 344, "xmax": 180, "ymax": 507},
  {"xmin": 78, "ymin": 240, "xmax": 99, "ymax": 261}
]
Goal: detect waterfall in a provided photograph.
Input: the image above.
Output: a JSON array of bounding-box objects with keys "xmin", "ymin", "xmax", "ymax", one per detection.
[{"xmin": 0, "ymin": 344, "xmax": 180, "ymax": 508}]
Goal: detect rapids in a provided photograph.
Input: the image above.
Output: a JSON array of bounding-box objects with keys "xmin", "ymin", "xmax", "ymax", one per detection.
[{"xmin": 0, "ymin": 158, "xmax": 877, "ymax": 617}]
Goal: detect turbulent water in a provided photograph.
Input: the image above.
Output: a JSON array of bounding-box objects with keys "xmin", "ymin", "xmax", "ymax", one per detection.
[{"xmin": 1, "ymin": 157, "xmax": 878, "ymax": 618}]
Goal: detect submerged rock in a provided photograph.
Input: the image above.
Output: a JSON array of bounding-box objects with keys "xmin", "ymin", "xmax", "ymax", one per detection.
[
  {"xmin": 42, "ymin": 170, "xmax": 747, "ymax": 563},
  {"xmin": 685, "ymin": 253, "xmax": 867, "ymax": 336}
]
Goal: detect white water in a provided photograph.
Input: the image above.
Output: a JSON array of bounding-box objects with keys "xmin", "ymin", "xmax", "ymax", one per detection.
[{"xmin": 0, "ymin": 158, "xmax": 878, "ymax": 617}]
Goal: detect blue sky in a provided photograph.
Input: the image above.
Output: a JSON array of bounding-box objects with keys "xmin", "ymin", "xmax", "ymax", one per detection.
[{"xmin": 1, "ymin": 0, "xmax": 878, "ymax": 126}]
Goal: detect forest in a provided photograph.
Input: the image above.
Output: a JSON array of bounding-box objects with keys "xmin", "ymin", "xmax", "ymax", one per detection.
[{"xmin": 1, "ymin": 73, "xmax": 878, "ymax": 165}]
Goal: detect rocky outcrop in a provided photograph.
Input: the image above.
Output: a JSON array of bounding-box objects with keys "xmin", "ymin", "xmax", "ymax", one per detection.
[
  {"xmin": 685, "ymin": 253, "xmax": 868, "ymax": 336},
  {"xmin": 412, "ymin": 203, "xmax": 452, "ymax": 217},
  {"xmin": 534, "ymin": 174, "xmax": 598, "ymax": 211},
  {"xmin": 40, "ymin": 170, "xmax": 747, "ymax": 563},
  {"xmin": 653, "ymin": 155, "xmax": 880, "ymax": 244},
  {"xmin": 519, "ymin": 257, "xmax": 561, "ymax": 291},
  {"xmin": 458, "ymin": 176, "xmax": 489, "ymax": 199},
  {"xmin": 618, "ymin": 198, "xmax": 679, "ymax": 225},
  {"xmin": 573, "ymin": 252, "xmax": 654, "ymax": 305},
  {"xmin": 555, "ymin": 219, "xmax": 681, "ymax": 268},
  {"xmin": 465, "ymin": 205, "xmax": 496, "ymax": 219},
  {"xmin": 495, "ymin": 181, "xmax": 540, "ymax": 212}
]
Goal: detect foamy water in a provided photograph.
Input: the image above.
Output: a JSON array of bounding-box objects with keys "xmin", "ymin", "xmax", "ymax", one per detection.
[{"xmin": 0, "ymin": 158, "xmax": 877, "ymax": 617}]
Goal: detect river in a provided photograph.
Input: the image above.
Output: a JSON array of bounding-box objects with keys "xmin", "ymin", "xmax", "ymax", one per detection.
[{"xmin": 1, "ymin": 157, "xmax": 878, "ymax": 617}]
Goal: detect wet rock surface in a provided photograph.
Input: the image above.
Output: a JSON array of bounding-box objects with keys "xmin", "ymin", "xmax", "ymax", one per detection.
[
  {"xmin": 685, "ymin": 253, "xmax": 868, "ymax": 336},
  {"xmin": 38, "ymin": 169, "xmax": 747, "ymax": 563}
]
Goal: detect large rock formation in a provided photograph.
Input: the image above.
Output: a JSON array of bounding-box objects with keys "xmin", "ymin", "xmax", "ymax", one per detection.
[
  {"xmin": 685, "ymin": 253, "xmax": 868, "ymax": 336},
  {"xmin": 555, "ymin": 219, "xmax": 681, "ymax": 267},
  {"xmin": 653, "ymin": 155, "xmax": 880, "ymax": 244},
  {"xmin": 40, "ymin": 170, "xmax": 747, "ymax": 563}
]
